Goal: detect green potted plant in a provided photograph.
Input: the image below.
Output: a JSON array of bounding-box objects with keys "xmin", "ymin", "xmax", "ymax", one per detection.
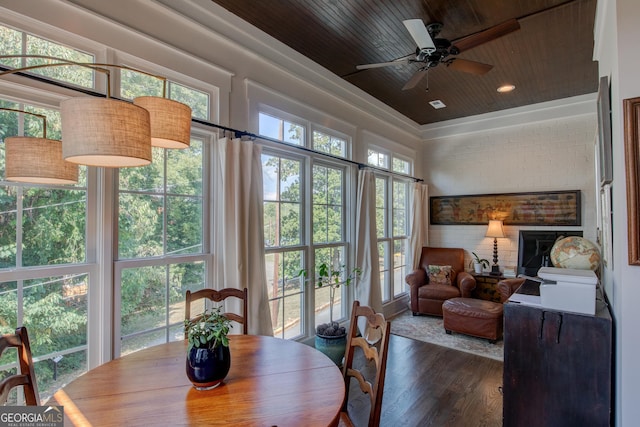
[
  {"xmin": 470, "ymin": 252, "xmax": 490, "ymax": 274},
  {"xmin": 298, "ymin": 258, "xmax": 361, "ymax": 366},
  {"xmin": 184, "ymin": 307, "xmax": 232, "ymax": 390}
]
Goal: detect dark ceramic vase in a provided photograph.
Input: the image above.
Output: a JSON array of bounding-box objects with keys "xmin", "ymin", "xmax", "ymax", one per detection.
[
  {"xmin": 315, "ymin": 334, "xmax": 347, "ymax": 366},
  {"xmin": 186, "ymin": 345, "xmax": 231, "ymax": 390}
]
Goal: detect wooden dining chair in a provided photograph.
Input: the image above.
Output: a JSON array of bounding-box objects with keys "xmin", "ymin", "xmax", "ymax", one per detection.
[
  {"xmin": 185, "ymin": 287, "xmax": 248, "ymax": 336},
  {"xmin": 339, "ymin": 300, "xmax": 391, "ymax": 427},
  {"xmin": 0, "ymin": 326, "xmax": 40, "ymax": 406}
]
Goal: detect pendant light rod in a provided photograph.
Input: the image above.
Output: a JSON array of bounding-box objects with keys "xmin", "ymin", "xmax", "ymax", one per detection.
[
  {"xmin": 0, "ymin": 107, "xmax": 47, "ymax": 138},
  {"xmin": 1, "ymin": 55, "xmax": 189, "ymax": 151},
  {"xmin": 0, "ymin": 55, "xmax": 192, "ymax": 159},
  {"xmin": 0, "ymin": 54, "xmax": 170, "ymax": 98}
]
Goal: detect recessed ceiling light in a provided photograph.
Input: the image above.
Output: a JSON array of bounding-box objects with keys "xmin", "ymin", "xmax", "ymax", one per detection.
[
  {"xmin": 497, "ymin": 84, "xmax": 516, "ymax": 93},
  {"xmin": 429, "ymin": 100, "xmax": 446, "ymax": 109}
]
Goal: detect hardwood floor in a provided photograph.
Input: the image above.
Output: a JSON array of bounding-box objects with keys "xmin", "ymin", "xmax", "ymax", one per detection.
[{"xmin": 344, "ymin": 334, "xmax": 504, "ymax": 427}]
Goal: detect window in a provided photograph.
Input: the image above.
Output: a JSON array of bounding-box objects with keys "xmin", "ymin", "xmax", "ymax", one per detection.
[
  {"xmin": 312, "ymin": 163, "xmax": 346, "ymax": 327},
  {"xmin": 115, "ymin": 70, "xmax": 211, "ymax": 355},
  {"xmin": 262, "ymin": 153, "xmax": 304, "ymax": 339},
  {"xmin": 393, "ymin": 157, "xmax": 410, "ymax": 175},
  {"xmin": 392, "ymin": 180, "xmax": 409, "ymax": 297},
  {"xmin": 0, "ymin": 18, "xmax": 221, "ymax": 401},
  {"xmin": 369, "ymin": 148, "xmax": 412, "ymax": 302},
  {"xmin": 120, "ymin": 69, "xmax": 210, "ymax": 120},
  {"xmin": 259, "ymin": 112, "xmax": 304, "ymax": 146},
  {"xmin": 0, "ymin": 23, "xmax": 95, "ymax": 88},
  {"xmin": 313, "ymin": 130, "xmax": 347, "ymax": 157},
  {"xmin": 368, "ymin": 149, "xmax": 388, "ymax": 169},
  {"xmin": 0, "ymin": 99, "xmax": 89, "ymax": 403},
  {"xmin": 260, "ymin": 108, "xmax": 353, "ymax": 339}
]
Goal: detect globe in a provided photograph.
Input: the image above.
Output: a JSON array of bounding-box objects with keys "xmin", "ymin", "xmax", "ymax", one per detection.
[{"xmin": 550, "ymin": 236, "xmax": 601, "ymax": 270}]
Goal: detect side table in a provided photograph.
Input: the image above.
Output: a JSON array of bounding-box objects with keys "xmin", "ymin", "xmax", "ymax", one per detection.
[{"xmin": 471, "ymin": 272, "xmax": 505, "ymax": 302}]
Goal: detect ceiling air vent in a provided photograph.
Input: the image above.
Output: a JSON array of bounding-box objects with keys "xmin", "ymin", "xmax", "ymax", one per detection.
[{"xmin": 429, "ymin": 100, "xmax": 446, "ymax": 109}]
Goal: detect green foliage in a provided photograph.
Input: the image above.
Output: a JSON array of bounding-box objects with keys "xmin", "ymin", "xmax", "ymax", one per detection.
[
  {"xmin": 315, "ymin": 262, "xmax": 361, "ymax": 289},
  {"xmin": 298, "ymin": 259, "xmax": 361, "ymax": 325},
  {"xmin": 184, "ymin": 307, "xmax": 232, "ymax": 351},
  {"xmin": 471, "ymin": 252, "xmax": 490, "ymax": 268}
]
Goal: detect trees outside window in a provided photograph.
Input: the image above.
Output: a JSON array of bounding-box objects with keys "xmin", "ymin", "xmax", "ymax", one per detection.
[
  {"xmin": 260, "ymin": 111, "xmax": 351, "ymax": 338},
  {"xmin": 115, "ymin": 69, "xmax": 211, "ymax": 355},
  {"xmin": 262, "ymin": 152, "xmax": 305, "ymax": 339},
  {"xmin": 0, "ymin": 99, "xmax": 88, "ymax": 403},
  {"xmin": 0, "ymin": 23, "xmax": 94, "ymax": 402},
  {"xmin": 370, "ymin": 149, "xmax": 412, "ymax": 302}
]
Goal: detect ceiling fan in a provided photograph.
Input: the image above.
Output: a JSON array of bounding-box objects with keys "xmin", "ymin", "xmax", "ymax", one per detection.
[{"xmin": 356, "ymin": 18, "xmax": 521, "ymax": 90}]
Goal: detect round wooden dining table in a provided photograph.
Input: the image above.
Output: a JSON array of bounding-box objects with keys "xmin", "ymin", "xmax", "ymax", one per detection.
[{"xmin": 47, "ymin": 335, "xmax": 345, "ymax": 426}]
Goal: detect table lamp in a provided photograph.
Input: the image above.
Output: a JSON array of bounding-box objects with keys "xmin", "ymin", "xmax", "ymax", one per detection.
[{"xmin": 486, "ymin": 220, "xmax": 505, "ymax": 275}]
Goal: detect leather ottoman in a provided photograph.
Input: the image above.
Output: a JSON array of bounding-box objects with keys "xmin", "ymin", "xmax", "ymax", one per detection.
[{"xmin": 442, "ymin": 297, "xmax": 503, "ymax": 343}]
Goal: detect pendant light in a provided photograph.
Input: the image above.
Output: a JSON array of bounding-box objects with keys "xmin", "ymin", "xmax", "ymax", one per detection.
[
  {"xmin": 1, "ymin": 55, "xmax": 193, "ymax": 169},
  {"xmin": 134, "ymin": 95, "xmax": 192, "ymax": 149},
  {"xmin": 2, "ymin": 108, "xmax": 78, "ymax": 184},
  {"xmin": 61, "ymin": 97, "xmax": 151, "ymax": 167}
]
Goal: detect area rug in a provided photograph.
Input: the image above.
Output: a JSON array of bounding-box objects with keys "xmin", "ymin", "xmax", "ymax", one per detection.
[{"xmin": 389, "ymin": 310, "xmax": 504, "ymax": 361}]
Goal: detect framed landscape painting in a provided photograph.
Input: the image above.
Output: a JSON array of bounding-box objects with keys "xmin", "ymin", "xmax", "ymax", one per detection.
[{"xmin": 430, "ymin": 190, "xmax": 581, "ymax": 226}]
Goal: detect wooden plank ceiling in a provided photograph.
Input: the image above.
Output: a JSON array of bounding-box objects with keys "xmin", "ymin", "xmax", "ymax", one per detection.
[{"xmin": 209, "ymin": 0, "xmax": 598, "ymax": 125}]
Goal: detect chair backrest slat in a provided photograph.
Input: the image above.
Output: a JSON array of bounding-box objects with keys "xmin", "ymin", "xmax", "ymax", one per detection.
[
  {"xmin": 341, "ymin": 301, "xmax": 391, "ymax": 427},
  {"xmin": 185, "ymin": 287, "xmax": 248, "ymax": 336},
  {"xmin": 0, "ymin": 327, "xmax": 40, "ymax": 406}
]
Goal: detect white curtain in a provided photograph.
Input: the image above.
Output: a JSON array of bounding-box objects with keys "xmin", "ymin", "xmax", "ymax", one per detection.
[
  {"xmin": 215, "ymin": 137, "xmax": 273, "ymax": 336},
  {"xmin": 354, "ymin": 168, "xmax": 382, "ymax": 313},
  {"xmin": 410, "ymin": 182, "xmax": 429, "ymax": 269}
]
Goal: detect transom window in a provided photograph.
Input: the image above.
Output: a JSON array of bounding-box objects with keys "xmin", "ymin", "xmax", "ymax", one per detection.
[
  {"xmin": 119, "ymin": 69, "xmax": 210, "ymax": 120},
  {"xmin": 259, "ymin": 112, "xmax": 304, "ymax": 146},
  {"xmin": 313, "ymin": 130, "xmax": 347, "ymax": 157},
  {"xmin": 368, "ymin": 149, "xmax": 389, "ymax": 169},
  {"xmin": 0, "ymin": 23, "xmax": 95, "ymax": 88}
]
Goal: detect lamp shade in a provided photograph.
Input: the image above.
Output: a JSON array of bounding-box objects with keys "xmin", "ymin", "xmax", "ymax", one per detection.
[
  {"xmin": 61, "ymin": 97, "xmax": 151, "ymax": 167},
  {"xmin": 5, "ymin": 136, "xmax": 78, "ymax": 184},
  {"xmin": 133, "ymin": 96, "xmax": 192, "ymax": 149},
  {"xmin": 485, "ymin": 220, "xmax": 505, "ymax": 238}
]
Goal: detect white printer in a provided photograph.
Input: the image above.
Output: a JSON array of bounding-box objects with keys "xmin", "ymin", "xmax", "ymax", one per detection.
[{"xmin": 537, "ymin": 267, "xmax": 598, "ymax": 315}]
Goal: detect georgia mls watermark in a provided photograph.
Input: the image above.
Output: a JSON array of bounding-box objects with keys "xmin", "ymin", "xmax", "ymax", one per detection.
[{"xmin": 0, "ymin": 406, "xmax": 63, "ymax": 427}]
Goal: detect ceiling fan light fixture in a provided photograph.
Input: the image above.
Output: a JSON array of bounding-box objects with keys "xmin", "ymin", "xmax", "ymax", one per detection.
[{"xmin": 497, "ymin": 84, "xmax": 516, "ymax": 93}]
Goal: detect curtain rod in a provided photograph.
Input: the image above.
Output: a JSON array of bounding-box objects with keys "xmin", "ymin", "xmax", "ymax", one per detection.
[{"xmin": 0, "ymin": 65, "xmax": 423, "ymax": 182}]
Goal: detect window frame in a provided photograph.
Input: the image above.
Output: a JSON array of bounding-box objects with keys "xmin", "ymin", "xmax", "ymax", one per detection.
[{"xmin": 258, "ymin": 106, "xmax": 356, "ymax": 340}]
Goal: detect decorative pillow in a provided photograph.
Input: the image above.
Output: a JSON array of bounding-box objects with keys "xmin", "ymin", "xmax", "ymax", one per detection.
[{"xmin": 427, "ymin": 265, "xmax": 454, "ymax": 286}]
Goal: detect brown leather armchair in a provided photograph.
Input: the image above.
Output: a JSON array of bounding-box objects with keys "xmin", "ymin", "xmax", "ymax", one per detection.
[
  {"xmin": 497, "ymin": 277, "xmax": 526, "ymax": 302},
  {"xmin": 406, "ymin": 247, "xmax": 477, "ymax": 316}
]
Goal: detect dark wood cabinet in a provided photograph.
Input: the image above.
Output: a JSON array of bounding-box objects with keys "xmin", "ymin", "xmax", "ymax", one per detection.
[
  {"xmin": 503, "ymin": 295, "xmax": 613, "ymax": 426},
  {"xmin": 471, "ymin": 272, "xmax": 505, "ymax": 302}
]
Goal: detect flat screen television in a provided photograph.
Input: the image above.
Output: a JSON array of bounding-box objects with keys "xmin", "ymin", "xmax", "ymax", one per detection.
[{"xmin": 517, "ymin": 230, "xmax": 583, "ymax": 276}]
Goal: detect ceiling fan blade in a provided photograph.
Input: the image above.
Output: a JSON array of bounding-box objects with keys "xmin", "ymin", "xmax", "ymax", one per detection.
[
  {"xmin": 402, "ymin": 69, "xmax": 428, "ymax": 90},
  {"xmin": 452, "ymin": 18, "xmax": 520, "ymax": 53},
  {"xmin": 447, "ymin": 58, "xmax": 493, "ymax": 75},
  {"xmin": 403, "ymin": 19, "xmax": 436, "ymax": 52},
  {"xmin": 356, "ymin": 58, "xmax": 410, "ymax": 70}
]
